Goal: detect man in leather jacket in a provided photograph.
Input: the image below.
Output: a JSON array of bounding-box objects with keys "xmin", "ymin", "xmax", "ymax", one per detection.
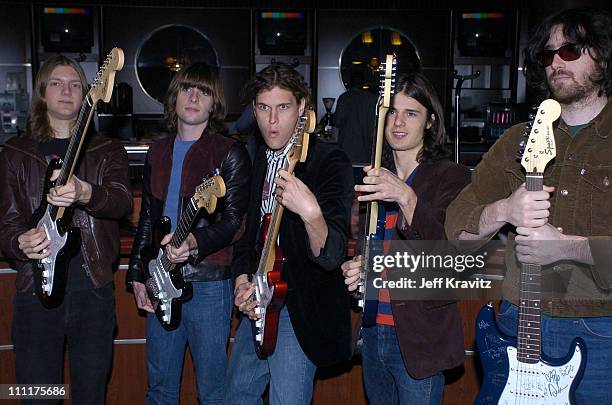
[
  {"xmin": 0, "ymin": 55, "xmax": 132, "ymax": 405},
  {"xmin": 126, "ymin": 63, "xmax": 250, "ymax": 405}
]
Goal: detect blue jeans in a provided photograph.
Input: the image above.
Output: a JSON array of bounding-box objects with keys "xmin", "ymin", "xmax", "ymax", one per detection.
[
  {"xmin": 12, "ymin": 285, "xmax": 116, "ymax": 405},
  {"xmin": 145, "ymin": 279, "xmax": 233, "ymax": 405},
  {"xmin": 362, "ymin": 324, "xmax": 444, "ymax": 405},
  {"xmin": 224, "ymin": 307, "xmax": 317, "ymax": 405},
  {"xmin": 497, "ymin": 300, "xmax": 612, "ymax": 404}
]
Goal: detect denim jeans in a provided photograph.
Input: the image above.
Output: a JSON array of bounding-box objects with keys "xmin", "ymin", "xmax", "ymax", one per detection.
[
  {"xmin": 362, "ymin": 324, "xmax": 444, "ymax": 405},
  {"xmin": 12, "ymin": 285, "xmax": 116, "ymax": 405},
  {"xmin": 145, "ymin": 279, "xmax": 233, "ymax": 405},
  {"xmin": 497, "ymin": 299, "xmax": 612, "ymax": 404},
  {"xmin": 224, "ymin": 307, "xmax": 317, "ymax": 405}
]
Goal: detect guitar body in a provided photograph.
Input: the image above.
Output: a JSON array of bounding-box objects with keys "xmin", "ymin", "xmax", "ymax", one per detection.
[
  {"xmin": 32, "ymin": 158, "xmax": 81, "ymax": 308},
  {"xmin": 145, "ymin": 216, "xmax": 193, "ymax": 331},
  {"xmin": 475, "ymin": 304, "xmax": 587, "ymax": 405},
  {"xmin": 253, "ymin": 213, "xmax": 288, "ymax": 358},
  {"xmin": 361, "ymin": 204, "xmax": 387, "ymax": 327}
]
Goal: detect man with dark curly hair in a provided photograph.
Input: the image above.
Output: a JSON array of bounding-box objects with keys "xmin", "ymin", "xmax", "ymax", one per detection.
[{"xmin": 446, "ymin": 8, "xmax": 612, "ymax": 402}]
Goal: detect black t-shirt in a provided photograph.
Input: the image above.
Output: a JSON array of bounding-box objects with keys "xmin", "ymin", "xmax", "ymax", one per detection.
[{"xmin": 39, "ymin": 138, "xmax": 93, "ymax": 291}]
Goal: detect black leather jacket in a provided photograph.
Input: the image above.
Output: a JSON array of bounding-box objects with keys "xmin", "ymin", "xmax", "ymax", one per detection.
[{"xmin": 126, "ymin": 131, "xmax": 250, "ymax": 286}]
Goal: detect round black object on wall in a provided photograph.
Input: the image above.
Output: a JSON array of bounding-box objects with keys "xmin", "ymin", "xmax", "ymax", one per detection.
[
  {"xmin": 136, "ymin": 25, "xmax": 219, "ymax": 104},
  {"xmin": 340, "ymin": 27, "xmax": 421, "ymax": 94}
]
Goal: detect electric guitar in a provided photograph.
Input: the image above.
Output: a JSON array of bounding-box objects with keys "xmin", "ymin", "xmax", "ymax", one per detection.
[
  {"xmin": 252, "ymin": 109, "xmax": 315, "ymax": 358},
  {"xmin": 474, "ymin": 99, "xmax": 587, "ymax": 404},
  {"xmin": 144, "ymin": 175, "xmax": 226, "ymax": 330},
  {"xmin": 352, "ymin": 54, "xmax": 396, "ymax": 352},
  {"xmin": 31, "ymin": 48, "xmax": 124, "ymax": 308}
]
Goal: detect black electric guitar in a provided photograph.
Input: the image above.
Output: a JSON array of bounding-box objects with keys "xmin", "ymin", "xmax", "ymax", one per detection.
[
  {"xmin": 252, "ymin": 110, "xmax": 315, "ymax": 358},
  {"xmin": 352, "ymin": 54, "xmax": 396, "ymax": 352},
  {"xmin": 145, "ymin": 175, "xmax": 226, "ymax": 330},
  {"xmin": 31, "ymin": 48, "xmax": 124, "ymax": 308},
  {"xmin": 474, "ymin": 99, "xmax": 587, "ymax": 404}
]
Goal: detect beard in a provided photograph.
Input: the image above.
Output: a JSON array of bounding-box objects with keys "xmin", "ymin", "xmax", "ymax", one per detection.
[{"xmin": 547, "ymin": 65, "xmax": 603, "ymax": 105}]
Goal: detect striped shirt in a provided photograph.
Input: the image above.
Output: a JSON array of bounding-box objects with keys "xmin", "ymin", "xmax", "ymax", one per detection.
[
  {"xmin": 375, "ymin": 211, "xmax": 399, "ymax": 326},
  {"xmin": 375, "ymin": 165, "xmax": 420, "ymax": 326},
  {"xmin": 261, "ymin": 142, "xmax": 292, "ymax": 218}
]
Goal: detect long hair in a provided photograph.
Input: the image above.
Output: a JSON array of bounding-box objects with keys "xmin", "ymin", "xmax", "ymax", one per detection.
[
  {"xmin": 524, "ymin": 7, "xmax": 612, "ymax": 99},
  {"xmin": 382, "ymin": 72, "xmax": 449, "ymax": 170},
  {"xmin": 242, "ymin": 62, "xmax": 310, "ymax": 107},
  {"xmin": 164, "ymin": 63, "xmax": 226, "ymax": 134},
  {"xmin": 26, "ymin": 55, "xmax": 88, "ymax": 142}
]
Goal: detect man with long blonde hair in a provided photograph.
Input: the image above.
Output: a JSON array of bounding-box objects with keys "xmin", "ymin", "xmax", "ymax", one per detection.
[{"xmin": 0, "ymin": 54, "xmax": 132, "ymax": 404}]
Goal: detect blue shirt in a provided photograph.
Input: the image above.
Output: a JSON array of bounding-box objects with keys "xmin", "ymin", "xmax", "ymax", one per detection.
[{"xmin": 164, "ymin": 139, "xmax": 196, "ymax": 231}]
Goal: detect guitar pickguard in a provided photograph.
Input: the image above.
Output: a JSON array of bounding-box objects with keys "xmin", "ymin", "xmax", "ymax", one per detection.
[
  {"xmin": 498, "ymin": 346, "xmax": 583, "ymax": 405},
  {"xmin": 148, "ymin": 248, "xmax": 184, "ymax": 324},
  {"xmin": 253, "ymin": 273, "xmax": 272, "ymax": 344},
  {"xmin": 37, "ymin": 210, "xmax": 68, "ymax": 294}
]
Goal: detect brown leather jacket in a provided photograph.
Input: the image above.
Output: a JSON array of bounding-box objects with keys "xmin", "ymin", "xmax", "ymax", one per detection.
[{"xmin": 0, "ymin": 134, "xmax": 132, "ymax": 291}]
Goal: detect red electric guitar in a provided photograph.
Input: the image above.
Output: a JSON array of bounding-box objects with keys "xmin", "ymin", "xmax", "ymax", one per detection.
[{"xmin": 251, "ymin": 109, "xmax": 315, "ymax": 358}]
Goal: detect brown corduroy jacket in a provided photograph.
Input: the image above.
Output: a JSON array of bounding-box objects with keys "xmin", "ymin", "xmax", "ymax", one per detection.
[{"xmin": 446, "ymin": 101, "xmax": 612, "ymax": 317}]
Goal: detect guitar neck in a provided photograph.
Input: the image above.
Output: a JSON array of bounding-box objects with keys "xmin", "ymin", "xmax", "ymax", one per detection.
[
  {"xmin": 517, "ymin": 172, "xmax": 543, "ymax": 364},
  {"xmin": 256, "ymin": 155, "xmax": 297, "ymax": 276},
  {"xmin": 170, "ymin": 197, "xmax": 200, "ymax": 248},
  {"xmin": 48, "ymin": 95, "xmax": 95, "ymax": 220},
  {"xmin": 56, "ymin": 95, "xmax": 95, "ymax": 186},
  {"xmin": 362, "ymin": 98, "xmax": 387, "ymax": 248}
]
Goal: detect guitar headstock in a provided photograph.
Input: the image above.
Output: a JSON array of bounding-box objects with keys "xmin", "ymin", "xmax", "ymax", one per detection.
[
  {"xmin": 520, "ymin": 99, "xmax": 560, "ymax": 173},
  {"xmin": 379, "ymin": 54, "xmax": 397, "ymax": 108},
  {"xmin": 89, "ymin": 48, "xmax": 125, "ymax": 104},
  {"xmin": 194, "ymin": 175, "xmax": 226, "ymax": 214},
  {"xmin": 286, "ymin": 109, "xmax": 315, "ymax": 166}
]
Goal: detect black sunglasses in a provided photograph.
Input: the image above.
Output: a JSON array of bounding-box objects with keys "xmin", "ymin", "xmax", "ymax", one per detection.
[{"xmin": 536, "ymin": 43, "xmax": 583, "ymax": 67}]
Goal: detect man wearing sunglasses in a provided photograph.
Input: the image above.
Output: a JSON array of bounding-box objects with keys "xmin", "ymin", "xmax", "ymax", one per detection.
[{"xmin": 446, "ymin": 7, "xmax": 612, "ymax": 403}]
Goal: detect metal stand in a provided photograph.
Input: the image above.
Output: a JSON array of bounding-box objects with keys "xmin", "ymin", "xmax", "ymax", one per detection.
[{"xmin": 452, "ymin": 70, "xmax": 481, "ymax": 163}]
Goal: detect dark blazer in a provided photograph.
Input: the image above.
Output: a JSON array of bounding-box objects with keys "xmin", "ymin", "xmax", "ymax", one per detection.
[
  {"xmin": 232, "ymin": 137, "xmax": 354, "ymax": 367},
  {"xmin": 389, "ymin": 159, "xmax": 471, "ymax": 379}
]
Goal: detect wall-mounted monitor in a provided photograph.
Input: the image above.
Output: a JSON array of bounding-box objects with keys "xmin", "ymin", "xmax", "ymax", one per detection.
[
  {"xmin": 458, "ymin": 12, "xmax": 509, "ymax": 58},
  {"xmin": 41, "ymin": 6, "xmax": 94, "ymax": 53},
  {"xmin": 257, "ymin": 11, "xmax": 306, "ymax": 55}
]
